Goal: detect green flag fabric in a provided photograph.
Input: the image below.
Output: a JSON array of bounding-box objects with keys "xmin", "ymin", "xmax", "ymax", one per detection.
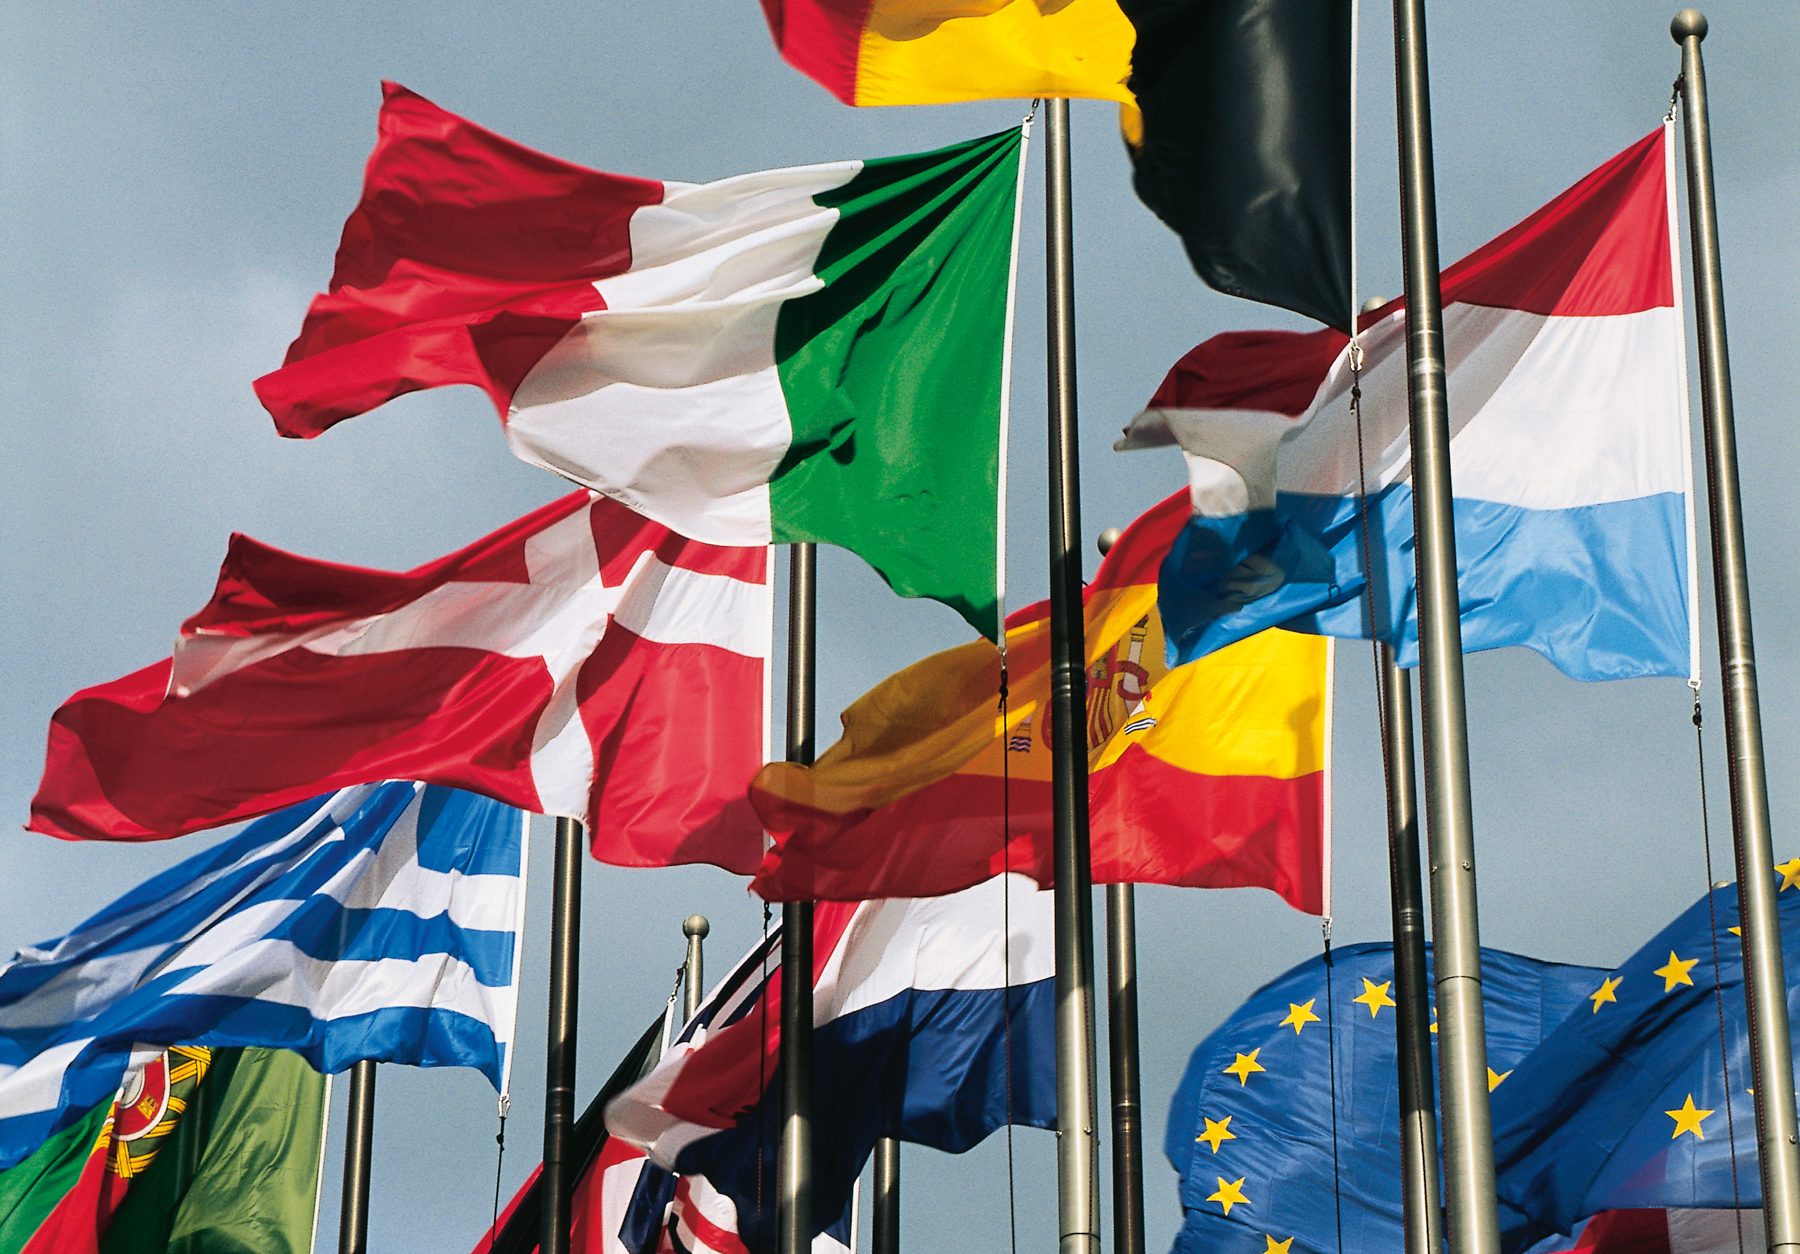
[
  {"xmin": 101, "ymin": 1049, "xmax": 325, "ymax": 1254},
  {"xmin": 0, "ymin": 1100, "xmax": 110, "ymax": 1253},
  {"xmin": 767, "ymin": 128, "xmax": 1026, "ymax": 637}
]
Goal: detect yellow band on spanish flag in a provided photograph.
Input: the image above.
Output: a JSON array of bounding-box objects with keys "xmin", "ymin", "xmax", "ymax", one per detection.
[{"xmin": 750, "ymin": 491, "xmax": 1330, "ymax": 911}]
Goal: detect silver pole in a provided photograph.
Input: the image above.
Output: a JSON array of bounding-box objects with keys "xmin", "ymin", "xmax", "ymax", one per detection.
[
  {"xmin": 1379, "ymin": 644, "xmax": 1443, "ymax": 1254},
  {"xmin": 1045, "ymin": 97, "xmax": 1101, "ymax": 1254},
  {"xmin": 542, "ymin": 817, "xmax": 583, "ymax": 1254},
  {"xmin": 1106, "ymin": 884, "xmax": 1144, "ymax": 1254},
  {"xmin": 683, "ymin": 914, "xmax": 709, "ymax": 1023},
  {"xmin": 779, "ymin": 542, "xmax": 817, "ymax": 1254},
  {"xmin": 1671, "ymin": 14, "xmax": 1800, "ymax": 1252},
  {"xmin": 337, "ymin": 1059, "xmax": 376, "ymax": 1254},
  {"xmin": 1096, "ymin": 527, "xmax": 1141, "ymax": 1254},
  {"xmin": 1389, "ymin": 3, "xmax": 1500, "ymax": 1253},
  {"xmin": 872, "ymin": 1136, "xmax": 900, "ymax": 1254}
]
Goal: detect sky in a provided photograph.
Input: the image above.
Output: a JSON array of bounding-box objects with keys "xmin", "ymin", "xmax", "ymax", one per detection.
[{"xmin": 2, "ymin": 3, "xmax": 1798, "ymax": 1252}]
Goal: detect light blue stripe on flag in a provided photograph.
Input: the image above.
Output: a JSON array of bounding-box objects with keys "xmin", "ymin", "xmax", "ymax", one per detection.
[
  {"xmin": 1161, "ymin": 488, "xmax": 1690, "ymax": 682},
  {"xmin": 0, "ymin": 780, "xmax": 525, "ymax": 1169}
]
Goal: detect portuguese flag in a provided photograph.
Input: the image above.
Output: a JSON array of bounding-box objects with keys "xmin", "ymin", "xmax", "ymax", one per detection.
[
  {"xmin": 0, "ymin": 1048, "xmax": 326, "ymax": 1254},
  {"xmin": 258, "ymin": 84, "xmax": 1028, "ymax": 639},
  {"xmin": 0, "ymin": 1099, "xmax": 116, "ymax": 1254},
  {"xmin": 750, "ymin": 490, "xmax": 1331, "ymax": 911}
]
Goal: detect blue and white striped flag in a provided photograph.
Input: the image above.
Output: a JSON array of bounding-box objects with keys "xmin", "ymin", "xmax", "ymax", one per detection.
[{"xmin": 0, "ymin": 780, "xmax": 527, "ymax": 1169}]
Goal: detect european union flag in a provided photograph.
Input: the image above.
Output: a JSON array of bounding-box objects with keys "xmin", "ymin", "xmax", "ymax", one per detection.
[
  {"xmin": 1492, "ymin": 865, "xmax": 1800, "ymax": 1248},
  {"xmin": 1166, "ymin": 941, "xmax": 1601, "ymax": 1254}
]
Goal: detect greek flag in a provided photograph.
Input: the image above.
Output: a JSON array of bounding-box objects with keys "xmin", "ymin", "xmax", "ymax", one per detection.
[{"xmin": 0, "ymin": 781, "xmax": 527, "ymax": 1169}]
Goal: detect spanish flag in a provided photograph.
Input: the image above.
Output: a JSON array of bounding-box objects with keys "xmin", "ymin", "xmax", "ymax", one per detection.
[{"xmin": 750, "ymin": 490, "xmax": 1330, "ymax": 912}]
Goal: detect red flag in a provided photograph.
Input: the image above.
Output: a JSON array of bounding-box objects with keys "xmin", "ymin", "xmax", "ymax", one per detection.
[
  {"xmin": 1540, "ymin": 1210, "xmax": 1762, "ymax": 1254},
  {"xmin": 30, "ymin": 492, "xmax": 770, "ymax": 872}
]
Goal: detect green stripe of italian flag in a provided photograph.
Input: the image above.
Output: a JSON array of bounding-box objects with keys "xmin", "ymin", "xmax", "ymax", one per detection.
[{"xmin": 505, "ymin": 127, "xmax": 1029, "ymax": 639}]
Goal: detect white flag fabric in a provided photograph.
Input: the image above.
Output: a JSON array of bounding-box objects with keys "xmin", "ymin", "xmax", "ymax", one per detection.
[{"xmin": 0, "ymin": 781, "xmax": 526, "ymax": 1169}]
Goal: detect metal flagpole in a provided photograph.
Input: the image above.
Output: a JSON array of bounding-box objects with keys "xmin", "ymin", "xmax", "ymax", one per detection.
[
  {"xmin": 1098, "ymin": 519, "xmax": 1143, "ymax": 1254},
  {"xmin": 1105, "ymin": 883, "xmax": 1144, "ymax": 1254},
  {"xmin": 337, "ymin": 1059, "xmax": 376, "ymax": 1254},
  {"xmin": 1671, "ymin": 14, "xmax": 1800, "ymax": 1253},
  {"xmin": 542, "ymin": 816, "xmax": 583, "ymax": 1254},
  {"xmin": 1379, "ymin": 644, "xmax": 1443, "ymax": 1254},
  {"xmin": 872, "ymin": 1136, "xmax": 900, "ymax": 1254},
  {"xmin": 1356, "ymin": 296, "xmax": 1441, "ymax": 1254},
  {"xmin": 1044, "ymin": 96, "xmax": 1101, "ymax": 1254},
  {"xmin": 1389, "ymin": 3, "xmax": 1500, "ymax": 1253},
  {"xmin": 683, "ymin": 914, "xmax": 709, "ymax": 1023},
  {"xmin": 779, "ymin": 542, "xmax": 817, "ymax": 1254}
]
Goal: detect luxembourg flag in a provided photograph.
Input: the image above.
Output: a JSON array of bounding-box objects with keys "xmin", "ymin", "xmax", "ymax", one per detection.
[
  {"xmin": 1118, "ymin": 125, "xmax": 1696, "ymax": 682},
  {"xmin": 605, "ymin": 876, "xmax": 1056, "ymax": 1254}
]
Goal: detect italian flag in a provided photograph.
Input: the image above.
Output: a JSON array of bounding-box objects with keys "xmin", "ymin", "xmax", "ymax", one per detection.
[{"xmin": 257, "ymin": 84, "xmax": 1029, "ymax": 638}]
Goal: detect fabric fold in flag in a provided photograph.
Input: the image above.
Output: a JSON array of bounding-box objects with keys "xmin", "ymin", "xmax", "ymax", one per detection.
[
  {"xmin": 1164, "ymin": 941, "xmax": 1603, "ymax": 1254},
  {"xmin": 1532, "ymin": 1210, "xmax": 1765, "ymax": 1254},
  {"xmin": 0, "ymin": 783, "xmax": 524, "ymax": 1170},
  {"xmin": 0, "ymin": 1095, "xmax": 115, "ymax": 1254},
  {"xmin": 1121, "ymin": 0, "xmax": 1353, "ymax": 330},
  {"xmin": 257, "ymin": 84, "xmax": 1025, "ymax": 637},
  {"xmin": 95, "ymin": 1047, "xmax": 327, "ymax": 1254},
  {"xmin": 29, "ymin": 490, "xmax": 769, "ymax": 869},
  {"xmin": 0, "ymin": 1045, "xmax": 327, "ymax": 1254},
  {"xmin": 1120, "ymin": 125, "xmax": 1693, "ymax": 682},
  {"xmin": 605, "ymin": 876, "xmax": 1056, "ymax": 1254},
  {"xmin": 749, "ymin": 489, "xmax": 1329, "ymax": 909},
  {"xmin": 1490, "ymin": 869, "xmax": 1800, "ymax": 1249}
]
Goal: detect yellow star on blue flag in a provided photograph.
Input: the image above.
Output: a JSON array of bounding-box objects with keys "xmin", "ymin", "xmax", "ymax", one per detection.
[
  {"xmin": 1169, "ymin": 940, "xmax": 1602, "ymax": 1254},
  {"xmin": 1353, "ymin": 978, "xmax": 1396, "ymax": 1018}
]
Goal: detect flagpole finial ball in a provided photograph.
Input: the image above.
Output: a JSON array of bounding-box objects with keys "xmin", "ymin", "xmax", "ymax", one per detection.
[
  {"xmin": 1360, "ymin": 296, "xmax": 1387, "ymax": 316},
  {"xmin": 1671, "ymin": 10, "xmax": 1707, "ymax": 42},
  {"xmin": 1097, "ymin": 528, "xmax": 1124, "ymax": 556},
  {"xmin": 683, "ymin": 914, "xmax": 710, "ymax": 939}
]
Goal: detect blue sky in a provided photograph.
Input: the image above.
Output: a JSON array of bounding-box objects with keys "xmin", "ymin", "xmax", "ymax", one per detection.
[{"xmin": 2, "ymin": 3, "xmax": 1797, "ymax": 1251}]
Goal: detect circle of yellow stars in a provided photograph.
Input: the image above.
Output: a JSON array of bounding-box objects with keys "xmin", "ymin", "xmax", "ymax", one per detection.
[
  {"xmin": 1188, "ymin": 852, "xmax": 1800, "ymax": 1245},
  {"xmin": 1185, "ymin": 856, "xmax": 1800, "ymax": 1250},
  {"xmin": 1557, "ymin": 857, "xmax": 1800, "ymax": 1155},
  {"xmin": 1193, "ymin": 968, "xmax": 1410, "ymax": 1247}
]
